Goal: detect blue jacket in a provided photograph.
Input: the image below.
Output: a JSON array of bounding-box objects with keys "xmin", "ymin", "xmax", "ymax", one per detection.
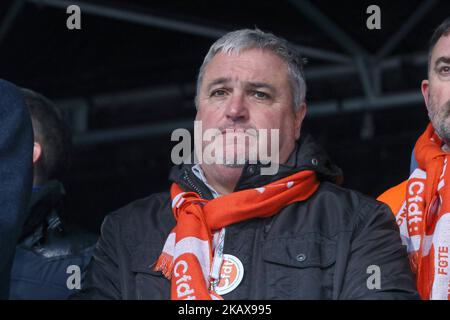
[
  {"xmin": 9, "ymin": 181, "xmax": 97, "ymax": 299},
  {"xmin": 0, "ymin": 79, "xmax": 33, "ymax": 299}
]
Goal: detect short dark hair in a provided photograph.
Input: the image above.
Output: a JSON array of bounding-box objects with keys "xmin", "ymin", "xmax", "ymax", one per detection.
[
  {"xmin": 22, "ymin": 89, "xmax": 72, "ymax": 182},
  {"xmin": 428, "ymin": 17, "xmax": 450, "ymax": 72}
]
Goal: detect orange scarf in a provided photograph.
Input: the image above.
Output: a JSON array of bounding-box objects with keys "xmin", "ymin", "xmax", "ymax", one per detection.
[
  {"xmin": 154, "ymin": 170, "xmax": 319, "ymax": 300},
  {"xmin": 396, "ymin": 123, "xmax": 450, "ymax": 299}
]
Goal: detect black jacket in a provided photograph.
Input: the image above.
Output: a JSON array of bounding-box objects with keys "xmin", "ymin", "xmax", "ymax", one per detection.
[
  {"xmin": 0, "ymin": 79, "xmax": 33, "ymax": 299},
  {"xmin": 75, "ymin": 135, "xmax": 419, "ymax": 300},
  {"xmin": 10, "ymin": 181, "xmax": 97, "ymax": 299}
]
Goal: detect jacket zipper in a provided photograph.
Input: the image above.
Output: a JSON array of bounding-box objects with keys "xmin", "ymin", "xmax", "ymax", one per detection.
[{"xmin": 183, "ymin": 170, "xmax": 206, "ymax": 199}]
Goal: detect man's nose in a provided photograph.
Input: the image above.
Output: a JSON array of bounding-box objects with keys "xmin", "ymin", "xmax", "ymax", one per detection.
[{"xmin": 225, "ymin": 93, "xmax": 249, "ymax": 122}]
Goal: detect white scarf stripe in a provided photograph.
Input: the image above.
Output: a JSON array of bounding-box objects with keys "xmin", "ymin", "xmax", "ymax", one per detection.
[
  {"xmin": 173, "ymin": 236, "xmax": 211, "ymax": 283},
  {"xmin": 161, "ymin": 232, "xmax": 176, "ymax": 256},
  {"xmin": 172, "ymin": 192, "xmax": 186, "ymax": 209},
  {"xmin": 431, "ymin": 213, "xmax": 450, "ymax": 300}
]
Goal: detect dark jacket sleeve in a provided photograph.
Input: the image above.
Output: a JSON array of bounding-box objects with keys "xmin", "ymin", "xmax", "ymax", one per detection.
[
  {"xmin": 70, "ymin": 213, "xmax": 122, "ymax": 299},
  {"xmin": 0, "ymin": 79, "xmax": 33, "ymax": 299},
  {"xmin": 339, "ymin": 200, "xmax": 419, "ymax": 299}
]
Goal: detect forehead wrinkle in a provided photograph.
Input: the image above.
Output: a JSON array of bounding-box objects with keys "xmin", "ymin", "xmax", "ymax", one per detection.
[
  {"xmin": 205, "ymin": 77, "xmax": 231, "ymax": 91},
  {"xmin": 245, "ymin": 81, "xmax": 276, "ymax": 91},
  {"xmin": 206, "ymin": 78, "xmax": 277, "ymax": 95}
]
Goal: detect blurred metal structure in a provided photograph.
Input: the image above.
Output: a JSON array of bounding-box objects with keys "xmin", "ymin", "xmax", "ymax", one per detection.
[{"xmin": 0, "ymin": 0, "xmax": 444, "ymax": 144}]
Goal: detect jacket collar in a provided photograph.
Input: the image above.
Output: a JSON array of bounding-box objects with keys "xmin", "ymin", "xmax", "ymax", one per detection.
[
  {"xmin": 19, "ymin": 180, "xmax": 65, "ymax": 245},
  {"xmin": 169, "ymin": 134, "xmax": 343, "ymax": 200}
]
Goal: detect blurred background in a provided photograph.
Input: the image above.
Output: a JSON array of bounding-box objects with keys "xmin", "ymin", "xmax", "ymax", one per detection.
[{"xmin": 1, "ymin": 0, "xmax": 448, "ymax": 233}]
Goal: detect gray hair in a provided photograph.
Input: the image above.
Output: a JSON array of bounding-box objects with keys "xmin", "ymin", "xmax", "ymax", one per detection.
[{"xmin": 195, "ymin": 28, "xmax": 307, "ymax": 111}]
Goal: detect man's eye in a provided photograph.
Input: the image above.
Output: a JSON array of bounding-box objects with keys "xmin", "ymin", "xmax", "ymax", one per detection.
[
  {"xmin": 211, "ymin": 90, "xmax": 227, "ymax": 97},
  {"xmin": 440, "ymin": 66, "xmax": 450, "ymax": 75},
  {"xmin": 253, "ymin": 91, "xmax": 269, "ymax": 99}
]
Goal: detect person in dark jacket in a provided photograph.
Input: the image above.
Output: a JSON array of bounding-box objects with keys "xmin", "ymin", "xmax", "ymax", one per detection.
[
  {"xmin": 9, "ymin": 89, "xmax": 97, "ymax": 300},
  {"xmin": 0, "ymin": 79, "xmax": 33, "ymax": 299},
  {"xmin": 75, "ymin": 29, "xmax": 419, "ymax": 300}
]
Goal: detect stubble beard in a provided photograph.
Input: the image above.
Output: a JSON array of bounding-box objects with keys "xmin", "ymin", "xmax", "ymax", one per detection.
[{"xmin": 429, "ymin": 98, "xmax": 450, "ymax": 145}]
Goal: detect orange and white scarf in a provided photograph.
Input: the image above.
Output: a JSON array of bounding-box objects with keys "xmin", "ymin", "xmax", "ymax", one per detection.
[
  {"xmin": 154, "ymin": 170, "xmax": 319, "ymax": 300},
  {"xmin": 396, "ymin": 123, "xmax": 450, "ymax": 299}
]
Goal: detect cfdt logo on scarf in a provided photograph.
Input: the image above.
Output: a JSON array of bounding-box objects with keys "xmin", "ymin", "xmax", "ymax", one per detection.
[{"xmin": 215, "ymin": 254, "xmax": 244, "ymax": 295}]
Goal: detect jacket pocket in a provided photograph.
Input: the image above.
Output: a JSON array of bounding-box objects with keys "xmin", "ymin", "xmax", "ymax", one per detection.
[
  {"xmin": 129, "ymin": 242, "xmax": 170, "ymax": 300},
  {"xmin": 262, "ymin": 234, "xmax": 336, "ymax": 299}
]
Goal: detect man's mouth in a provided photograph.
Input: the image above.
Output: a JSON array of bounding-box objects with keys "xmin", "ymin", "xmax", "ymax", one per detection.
[{"xmin": 219, "ymin": 127, "xmax": 258, "ymax": 137}]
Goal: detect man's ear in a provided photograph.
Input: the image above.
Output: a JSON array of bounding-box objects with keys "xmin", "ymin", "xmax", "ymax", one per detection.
[
  {"xmin": 294, "ymin": 102, "xmax": 307, "ymax": 140},
  {"xmin": 421, "ymin": 79, "xmax": 430, "ymax": 108},
  {"xmin": 33, "ymin": 142, "xmax": 42, "ymax": 164}
]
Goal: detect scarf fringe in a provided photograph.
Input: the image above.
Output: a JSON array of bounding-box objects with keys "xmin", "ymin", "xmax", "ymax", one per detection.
[{"xmin": 153, "ymin": 252, "xmax": 174, "ymax": 280}]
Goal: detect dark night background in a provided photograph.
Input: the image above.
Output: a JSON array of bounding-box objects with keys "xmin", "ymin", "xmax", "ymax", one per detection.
[{"xmin": 0, "ymin": 0, "xmax": 448, "ymax": 234}]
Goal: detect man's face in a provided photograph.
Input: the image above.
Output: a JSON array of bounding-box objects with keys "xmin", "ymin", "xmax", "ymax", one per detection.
[
  {"xmin": 422, "ymin": 34, "xmax": 450, "ymax": 144},
  {"xmin": 195, "ymin": 48, "xmax": 306, "ymax": 172}
]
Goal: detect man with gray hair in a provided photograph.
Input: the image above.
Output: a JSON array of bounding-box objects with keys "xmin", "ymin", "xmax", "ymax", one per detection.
[{"xmin": 76, "ymin": 29, "xmax": 417, "ymax": 300}]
